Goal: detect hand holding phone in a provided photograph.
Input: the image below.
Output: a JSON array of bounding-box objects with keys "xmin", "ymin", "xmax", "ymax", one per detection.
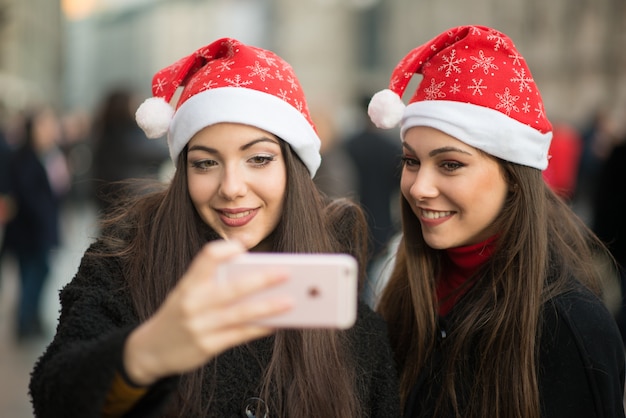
[{"xmin": 217, "ymin": 253, "xmax": 358, "ymax": 329}]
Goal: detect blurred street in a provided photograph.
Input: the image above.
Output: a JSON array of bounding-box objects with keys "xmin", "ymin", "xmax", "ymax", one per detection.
[{"xmin": 0, "ymin": 201, "xmax": 98, "ymax": 418}]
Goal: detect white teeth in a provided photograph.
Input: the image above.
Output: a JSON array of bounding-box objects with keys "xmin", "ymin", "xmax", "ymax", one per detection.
[
  {"xmin": 421, "ymin": 209, "xmax": 452, "ymax": 219},
  {"xmin": 223, "ymin": 210, "xmax": 252, "ymax": 219}
]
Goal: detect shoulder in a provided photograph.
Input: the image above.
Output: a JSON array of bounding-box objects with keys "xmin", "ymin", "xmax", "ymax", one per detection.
[
  {"xmin": 540, "ymin": 281, "xmax": 625, "ymax": 417},
  {"xmin": 544, "ymin": 283, "xmax": 621, "ymax": 346},
  {"xmin": 60, "ymin": 239, "xmax": 128, "ymax": 302},
  {"xmin": 348, "ymin": 302, "xmax": 391, "ymax": 358}
]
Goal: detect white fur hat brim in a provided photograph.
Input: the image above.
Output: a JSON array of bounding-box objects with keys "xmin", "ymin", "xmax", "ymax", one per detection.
[{"xmin": 169, "ymin": 87, "xmax": 321, "ymax": 178}]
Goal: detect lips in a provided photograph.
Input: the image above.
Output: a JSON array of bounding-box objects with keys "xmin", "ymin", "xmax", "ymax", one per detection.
[
  {"xmin": 421, "ymin": 209, "xmax": 453, "ymax": 219},
  {"xmin": 218, "ymin": 208, "xmax": 258, "ymax": 227},
  {"xmin": 418, "ymin": 208, "xmax": 454, "ymax": 226}
]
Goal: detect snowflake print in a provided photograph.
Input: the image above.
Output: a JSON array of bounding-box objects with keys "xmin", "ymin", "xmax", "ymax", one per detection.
[
  {"xmin": 277, "ymin": 89, "xmax": 289, "ymax": 101},
  {"xmin": 469, "ymin": 26, "xmax": 482, "ymax": 36},
  {"xmin": 486, "ymin": 31, "xmax": 508, "ymax": 51},
  {"xmin": 287, "ymin": 76, "xmax": 299, "ymax": 91},
  {"xmin": 449, "ymin": 83, "xmax": 461, "ymax": 94},
  {"xmin": 470, "ymin": 50, "xmax": 498, "ymax": 74},
  {"xmin": 508, "ymin": 52, "xmax": 524, "ymax": 66},
  {"xmin": 185, "ymin": 76, "xmax": 198, "ymax": 93},
  {"xmin": 202, "ymin": 80, "xmax": 218, "ymax": 90},
  {"xmin": 274, "ymin": 70, "xmax": 284, "ymax": 81},
  {"xmin": 293, "ymin": 99, "xmax": 304, "ymax": 113},
  {"xmin": 424, "ymin": 78, "xmax": 446, "ymax": 100},
  {"xmin": 225, "ymin": 74, "xmax": 253, "ymax": 88},
  {"xmin": 221, "ymin": 40, "xmax": 236, "ymax": 58},
  {"xmin": 170, "ymin": 60, "xmax": 184, "ymax": 75},
  {"xmin": 217, "ymin": 59, "xmax": 235, "ymax": 72},
  {"xmin": 390, "ymin": 76, "xmax": 401, "ymax": 91},
  {"xmin": 522, "ymin": 101, "xmax": 531, "ymax": 113},
  {"xmin": 256, "ymin": 51, "xmax": 278, "ymax": 67},
  {"xmin": 200, "ymin": 66, "xmax": 212, "ymax": 78},
  {"xmin": 196, "ymin": 47, "xmax": 211, "ymax": 59},
  {"xmin": 495, "ymin": 87, "xmax": 520, "ymax": 115},
  {"xmin": 510, "ymin": 68, "xmax": 533, "ymax": 92},
  {"xmin": 438, "ymin": 49, "xmax": 466, "ymax": 77},
  {"xmin": 247, "ymin": 61, "xmax": 273, "ymax": 81},
  {"xmin": 535, "ymin": 102, "xmax": 545, "ymax": 120},
  {"xmin": 467, "ymin": 78, "xmax": 487, "ymax": 96},
  {"xmin": 154, "ymin": 77, "xmax": 168, "ymax": 93}
]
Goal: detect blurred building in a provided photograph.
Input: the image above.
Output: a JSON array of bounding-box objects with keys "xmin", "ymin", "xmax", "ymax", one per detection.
[
  {"xmin": 0, "ymin": 0, "xmax": 63, "ymax": 114},
  {"xmin": 0, "ymin": 0, "xmax": 624, "ymax": 135}
]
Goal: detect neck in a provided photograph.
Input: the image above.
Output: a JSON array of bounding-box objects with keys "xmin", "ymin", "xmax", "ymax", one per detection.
[{"xmin": 437, "ymin": 236, "xmax": 497, "ymax": 316}]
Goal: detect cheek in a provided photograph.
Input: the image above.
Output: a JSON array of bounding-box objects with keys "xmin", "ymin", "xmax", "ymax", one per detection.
[
  {"xmin": 187, "ymin": 174, "xmax": 217, "ymax": 206},
  {"xmin": 473, "ymin": 171, "xmax": 508, "ymax": 214}
]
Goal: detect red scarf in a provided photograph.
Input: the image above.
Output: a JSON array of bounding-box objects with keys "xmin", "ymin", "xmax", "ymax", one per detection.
[{"xmin": 437, "ymin": 236, "xmax": 497, "ymax": 316}]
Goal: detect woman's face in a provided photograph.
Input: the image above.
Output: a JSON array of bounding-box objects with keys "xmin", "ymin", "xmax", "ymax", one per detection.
[
  {"xmin": 187, "ymin": 123, "xmax": 287, "ymax": 250},
  {"xmin": 401, "ymin": 126, "xmax": 508, "ymax": 249}
]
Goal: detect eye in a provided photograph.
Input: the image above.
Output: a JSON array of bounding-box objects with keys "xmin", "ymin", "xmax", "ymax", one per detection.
[
  {"xmin": 440, "ymin": 161, "xmax": 464, "ymax": 172},
  {"xmin": 189, "ymin": 159, "xmax": 217, "ymax": 171},
  {"xmin": 401, "ymin": 156, "xmax": 419, "ymax": 168},
  {"xmin": 248, "ymin": 154, "xmax": 276, "ymax": 167}
]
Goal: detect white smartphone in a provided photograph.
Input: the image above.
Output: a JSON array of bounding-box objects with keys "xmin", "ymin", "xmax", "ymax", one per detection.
[{"xmin": 216, "ymin": 253, "xmax": 358, "ymax": 329}]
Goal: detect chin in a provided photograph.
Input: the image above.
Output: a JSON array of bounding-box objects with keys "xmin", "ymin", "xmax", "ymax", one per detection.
[{"xmin": 423, "ymin": 237, "xmax": 451, "ymax": 250}]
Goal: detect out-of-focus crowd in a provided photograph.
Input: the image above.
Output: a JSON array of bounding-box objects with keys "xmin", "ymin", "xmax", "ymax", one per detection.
[{"xmin": 0, "ymin": 87, "xmax": 170, "ymax": 343}]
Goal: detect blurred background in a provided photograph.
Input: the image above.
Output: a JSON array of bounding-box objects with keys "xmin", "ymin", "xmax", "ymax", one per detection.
[{"xmin": 0, "ymin": 0, "xmax": 625, "ymax": 416}]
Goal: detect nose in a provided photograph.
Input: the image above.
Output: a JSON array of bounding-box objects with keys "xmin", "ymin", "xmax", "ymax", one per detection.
[
  {"xmin": 406, "ymin": 167, "xmax": 438, "ymax": 202},
  {"xmin": 218, "ymin": 164, "xmax": 247, "ymax": 200}
]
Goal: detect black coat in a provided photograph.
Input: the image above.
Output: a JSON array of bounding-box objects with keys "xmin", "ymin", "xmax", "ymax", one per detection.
[
  {"xmin": 29, "ymin": 241, "xmax": 401, "ymax": 418},
  {"xmin": 404, "ymin": 282, "xmax": 626, "ymax": 418},
  {"xmin": 3, "ymin": 145, "xmax": 60, "ymax": 253}
]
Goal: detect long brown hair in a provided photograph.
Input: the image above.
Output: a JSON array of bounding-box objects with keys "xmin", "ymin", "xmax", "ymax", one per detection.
[
  {"xmin": 377, "ymin": 159, "xmax": 607, "ymax": 418},
  {"xmin": 94, "ymin": 140, "xmax": 367, "ymax": 417}
]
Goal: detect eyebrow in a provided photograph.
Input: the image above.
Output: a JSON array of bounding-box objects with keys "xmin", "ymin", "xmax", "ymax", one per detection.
[
  {"xmin": 402, "ymin": 142, "xmax": 473, "ymax": 157},
  {"xmin": 188, "ymin": 137, "xmax": 280, "ymax": 154}
]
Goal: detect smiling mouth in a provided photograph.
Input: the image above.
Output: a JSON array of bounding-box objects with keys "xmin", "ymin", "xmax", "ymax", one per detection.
[
  {"xmin": 421, "ymin": 209, "xmax": 453, "ymax": 219},
  {"xmin": 221, "ymin": 210, "xmax": 254, "ymax": 219}
]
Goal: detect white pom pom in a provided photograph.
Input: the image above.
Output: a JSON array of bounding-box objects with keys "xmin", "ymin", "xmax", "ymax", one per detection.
[
  {"xmin": 367, "ymin": 89, "xmax": 405, "ymax": 129},
  {"xmin": 135, "ymin": 97, "xmax": 175, "ymax": 139}
]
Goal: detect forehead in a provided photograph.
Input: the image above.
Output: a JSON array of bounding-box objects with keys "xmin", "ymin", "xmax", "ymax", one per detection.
[
  {"xmin": 403, "ymin": 126, "xmax": 476, "ymax": 152},
  {"xmin": 188, "ymin": 122, "xmax": 280, "ymax": 147}
]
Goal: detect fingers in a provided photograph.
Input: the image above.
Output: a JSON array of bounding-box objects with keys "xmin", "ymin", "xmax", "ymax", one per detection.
[
  {"xmin": 123, "ymin": 240, "xmax": 294, "ymax": 384},
  {"xmin": 180, "ymin": 240, "xmax": 246, "ymax": 290}
]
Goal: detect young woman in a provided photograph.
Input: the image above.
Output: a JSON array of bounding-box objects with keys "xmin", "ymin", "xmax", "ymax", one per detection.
[
  {"xmin": 29, "ymin": 38, "xmax": 400, "ymax": 418},
  {"xmin": 368, "ymin": 25, "xmax": 625, "ymax": 418}
]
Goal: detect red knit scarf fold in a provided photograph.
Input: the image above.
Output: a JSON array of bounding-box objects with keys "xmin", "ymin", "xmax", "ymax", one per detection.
[{"xmin": 437, "ymin": 236, "xmax": 497, "ymax": 316}]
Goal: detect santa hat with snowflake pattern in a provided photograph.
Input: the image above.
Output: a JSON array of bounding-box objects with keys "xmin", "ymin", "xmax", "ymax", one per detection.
[
  {"xmin": 135, "ymin": 38, "xmax": 321, "ymax": 177},
  {"xmin": 368, "ymin": 25, "xmax": 553, "ymax": 170}
]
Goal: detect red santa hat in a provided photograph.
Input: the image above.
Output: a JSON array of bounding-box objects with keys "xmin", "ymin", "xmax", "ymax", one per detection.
[
  {"xmin": 368, "ymin": 25, "xmax": 553, "ymax": 170},
  {"xmin": 135, "ymin": 38, "xmax": 321, "ymax": 177}
]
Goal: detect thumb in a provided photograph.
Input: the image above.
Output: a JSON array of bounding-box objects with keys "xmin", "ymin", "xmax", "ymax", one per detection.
[{"xmin": 181, "ymin": 239, "xmax": 246, "ymax": 288}]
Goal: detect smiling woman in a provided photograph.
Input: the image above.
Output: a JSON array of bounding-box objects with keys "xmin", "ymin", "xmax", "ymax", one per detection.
[
  {"xmin": 28, "ymin": 38, "xmax": 400, "ymax": 418},
  {"xmin": 186, "ymin": 123, "xmax": 287, "ymax": 251},
  {"xmin": 369, "ymin": 25, "xmax": 625, "ymax": 418}
]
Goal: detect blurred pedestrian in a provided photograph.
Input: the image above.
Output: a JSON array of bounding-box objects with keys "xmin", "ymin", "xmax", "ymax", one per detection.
[
  {"xmin": 311, "ymin": 105, "xmax": 358, "ymax": 199},
  {"xmin": 542, "ymin": 122, "xmax": 583, "ymax": 201},
  {"xmin": 574, "ymin": 108, "xmax": 614, "ymax": 217},
  {"xmin": 592, "ymin": 134, "xmax": 626, "ymax": 344},
  {"xmin": 344, "ymin": 94, "xmax": 402, "ymax": 305},
  {"xmin": 0, "ymin": 121, "xmax": 13, "ymax": 227},
  {"xmin": 2, "ymin": 105, "xmax": 70, "ymax": 341},
  {"xmin": 91, "ymin": 87, "xmax": 169, "ymax": 215},
  {"xmin": 369, "ymin": 25, "xmax": 625, "ymax": 418}
]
